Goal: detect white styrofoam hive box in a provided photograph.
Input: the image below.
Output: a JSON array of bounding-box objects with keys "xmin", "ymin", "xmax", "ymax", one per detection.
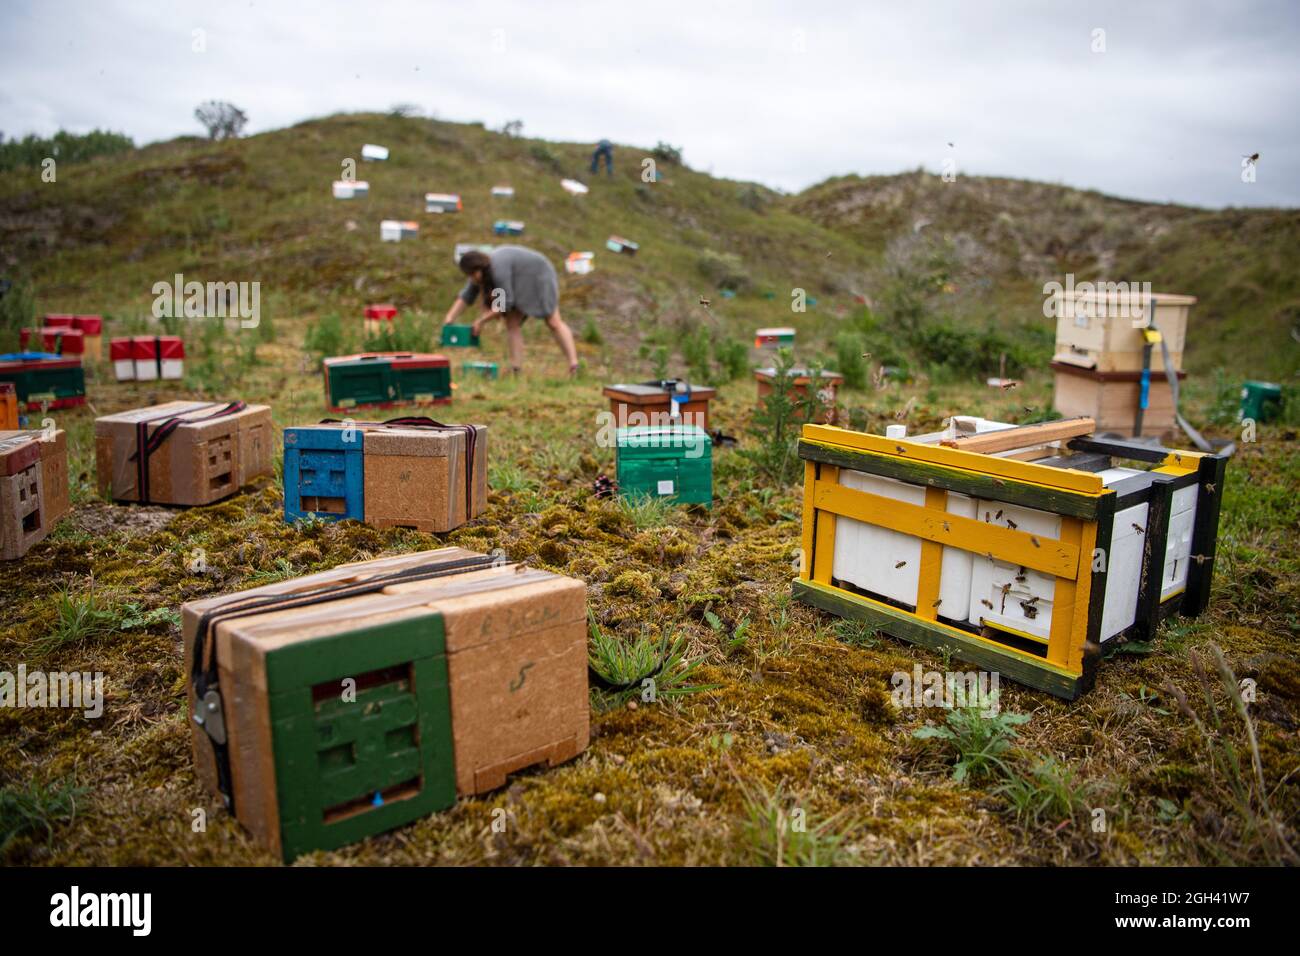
[
  {"xmin": 832, "ymin": 471, "xmax": 975, "ymax": 621},
  {"xmin": 1162, "ymin": 483, "xmax": 1198, "ymax": 600},
  {"xmin": 381, "ymin": 220, "xmax": 418, "ymax": 242},
  {"xmin": 332, "ymin": 180, "xmax": 369, "ymax": 199},
  {"xmin": 425, "ymin": 193, "xmax": 461, "ymax": 213},
  {"xmin": 560, "ymin": 178, "xmax": 588, "ymax": 195},
  {"xmin": 491, "ymin": 185, "xmax": 514, "ymax": 198},
  {"xmin": 565, "ymin": 252, "xmax": 595, "ymax": 275},
  {"xmin": 968, "ymin": 500, "xmax": 1063, "ymax": 642},
  {"xmin": 361, "ymin": 144, "xmax": 389, "ymax": 161}
]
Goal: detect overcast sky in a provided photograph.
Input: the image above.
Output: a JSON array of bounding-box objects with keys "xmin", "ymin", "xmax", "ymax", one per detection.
[{"xmin": 2, "ymin": 0, "xmax": 1296, "ymax": 208}]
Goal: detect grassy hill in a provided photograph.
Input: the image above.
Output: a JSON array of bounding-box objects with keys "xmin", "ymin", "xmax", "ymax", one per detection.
[{"xmin": 0, "ymin": 115, "xmax": 1296, "ymax": 867}]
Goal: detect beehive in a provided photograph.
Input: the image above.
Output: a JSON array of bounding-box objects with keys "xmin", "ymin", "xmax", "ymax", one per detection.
[
  {"xmin": 492, "ymin": 220, "xmax": 525, "ymax": 236},
  {"xmin": 1052, "ymin": 361, "xmax": 1185, "ymax": 436},
  {"xmin": 284, "ymin": 419, "xmax": 487, "ymax": 532},
  {"xmin": 363, "ymin": 304, "xmax": 397, "ymax": 336},
  {"xmin": 440, "ymin": 325, "xmax": 480, "ymax": 348},
  {"xmin": 95, "ymin": 401, "xmax": 273, "ymax": 506},
  {"xmin": 332, "ymin": 180, "xmax": 369, "ymax": 199},
  {"xmin": 323, "ymin": 352, "xmax": 451, "ymax": 412},
  {"xmin": 0, "ymin": 433, "xmax": 45, "ymax": 560},
  {"xmin": 0, "ymin": 383, "xmax": 17, "ymax": 430},
  {"xmin": 606, "ymin": 236, "xmax": 638, "ymax": 255},
  {"xmin": 425, "ymin": 193, "xmax": 462, "ymax": 214},
  {"xmin": 0, "ymin": 353, "xmax": 86, "ymax": 410},
  {"xmin": 21, "ymin": 327, "xmax": 84, "ymax": 356},
  {"xmin": 603, "ymin": 381, "xmax": 716, "ymax": 432},
  {"xmin": 110, "ymin": 335, "xmax": 185, "ymax": 381},
  {"xmin": 615, "ymin": 425, "xmax": 713, "ymax": 507},
  {"xmin": 754, "ymin": 367, "xmax": 844, "ymax": 424},
  {"xmin": 0, "ymin": 427, "xmax": 68, "ymax": 530},
  {"xmin": 1051, "ymin": 289, "xmax": 1194, "ymax": 374},
  {"xmin": 182, "ymin": 547, "xmax": 589, "ymax": 861},
  {"xmin": 793, "ymin": 420, "xmax": 1226, "ymax": 699}
]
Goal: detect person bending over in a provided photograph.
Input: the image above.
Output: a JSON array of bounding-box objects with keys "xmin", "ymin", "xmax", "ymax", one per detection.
[{"xmin": 444, "ymin": 246, "xmax": 579, "ymax": 376}]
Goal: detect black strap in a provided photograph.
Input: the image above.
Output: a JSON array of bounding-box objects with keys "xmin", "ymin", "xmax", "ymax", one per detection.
[
  {"xmin": 318, "ymin": 416, "xmax": 478, "ymax": 517},
  {"xmin": 191, "ymin": 552, "xmax": 501, "ymax": 810},
  {"xmin": 154, "ymin": 336, "xmax": 162, "ymax": 379},
  {"xmin": 129, "ymin": 402, "xmax": 246, "ymax": 504}
]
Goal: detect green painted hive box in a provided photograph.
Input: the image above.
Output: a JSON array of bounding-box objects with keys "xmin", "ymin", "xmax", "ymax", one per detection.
[
  {"xmin": 615, "ymin": 425, "xmax": 712, "ymax": 506},
  {"xmin": 323, "ymin": 352, "xmax": 451, "ymax": 411},
  {"xmin": 183, "ymin": 547, "xmax": 590, "ymax": 862}
]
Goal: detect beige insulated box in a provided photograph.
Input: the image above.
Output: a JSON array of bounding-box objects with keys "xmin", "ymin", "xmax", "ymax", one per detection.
[
  {"xmin": 0, "ymin": 428, "xmax": 69, "ymax": 527},
  {"xmin": 0, "ymin": 433, "xmax": 45, "ymax": 560},
  {"xmin": 362, "ymin": 424, "xmax": 487, "ymax": 532},
  {"xmin": 1052, "ymin": 362, "xmax": 1185, "ymax": 436},
  {"xmin": 181, "ymin": 548, "xmax": 589, "ymax": 859},
  {"xmin": 95, "ymin": 400, "xmax": 273, "ymax": 505},
  {"xmin": 1051, "ymin": 289, "xmax": 1195, "ymax": 374}
]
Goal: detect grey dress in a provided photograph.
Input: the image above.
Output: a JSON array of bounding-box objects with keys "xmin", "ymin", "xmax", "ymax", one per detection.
[{"xmin": 458, "ymin": 245, "xmax": 559, "ymax": 319}]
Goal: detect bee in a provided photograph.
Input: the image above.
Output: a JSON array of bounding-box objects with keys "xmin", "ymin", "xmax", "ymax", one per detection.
[
  {"xmin": 1000, "ymin": 381, "xmax": 1019, "ymax": 390},
  {"xmin": 894, "ymin": 560, "xmax": 907, "ymax": 569},
  {"xmin": 895, "ymin": 445, "xmax": 906, "ymax": 455},
  {"xmin": 931, "ymin": 598, "xmax": 943, "ymax": 608},
  {"xmin": 514, "ymin": 563, "xmax": 528, "ymax": 574},
  {"xmin": 1030, "ymin": 536, "xmax": 1041, "ymax": 548},
  {"xmin": 1006, "ymin": 518, "xmax": 1018, "ymax": 530},
  {"xmin": 699, "ymin": 296, "xmax": 710, "ymax": 307},
  {"xmin": 992, "ymin": 478, "xmax": 1005, "ymax": 487},
  {"xmin": 942, "ymin": 521, "xmax": 951, "ymax": 533},
  {"xmin": 1205, "ymin": 483, "xmax": 1216, "ymax": 494},
  {"xmin": 1243, "ymin": 152, "xmax": 1260, "ymax": 165},
  {"xmin": 985, "ymin": 511, "xmax": 991, "ymax": 522},
  {"xmin": 1020, "ymin": 601, "xmax": 1038, "ymax": 620},
  {"xmin": 1132, "ymin": 523, "xmax": 1145, "ymax": 534},
  {"xmin": 981, "ymin": 598, "xmax": 994, "ymax": 610},
  {"xmin": 1015, "ymin": 573, "xmax": 1027, "ymax": 583},
  {"xmin": 994, "ymin": 509, "xmax": 1003, "ymax": 520}
]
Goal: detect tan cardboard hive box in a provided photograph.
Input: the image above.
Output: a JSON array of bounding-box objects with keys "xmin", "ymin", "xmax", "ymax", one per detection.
[
  {"xmin": 0, "ymin": 428, "xmax": 68, "ymax": 528},
  {"xmin": 95, "ymin": 400, "xmax": 272, "ymax": 505},
  {"xmin": 0, "ymin": 433, "xmax": 45, "ymax": 560},
  {"xmin": 1052, "ymin": 290, "xmax": 1195, "ymax": 373},
  {"xmin": 359, "ymin": 422, "xmax": 487, "ymax": 532},
  {"xmin": 182, "ymin": 548, "xmax": 588, "ymax": 859}
]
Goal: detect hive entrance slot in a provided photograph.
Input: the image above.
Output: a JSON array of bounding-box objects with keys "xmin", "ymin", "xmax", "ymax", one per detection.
[
  {"xmin": 23, "ymin": 509, "xmax": 40, "ymax": 533},
  {"xmin": 302, "ymin": 496, "xmax": 346, "ymax": 514},
  {"xmin": 322, "ymin": 777, "xmax": 422, "ymax": 824}
]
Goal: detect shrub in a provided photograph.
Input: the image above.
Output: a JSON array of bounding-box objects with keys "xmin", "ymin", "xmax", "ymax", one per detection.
[
  {"xmin": 0, "ymin": 129, "xmax": 134, "ymax": 171},
  {"xmin": 304, "ymin": 312, "xmax": 349, "ymax": 360},
  {"xmin": 652, "ymin": 141, "xmax": 683, "ymax": 165},
  {"xmin": 834, "ymin": 331, "xmax": 869, "ymax": 390},
  {"xmin": 740, "ymin": 348, "xmax": 824, "ymax": 486},
  {"xmin": 712, "ymin": 337, "xmax": 750, "ymax": 383},
  {"xmin": 697, "ymin": 250, "xmax": 752, "ymax": 293}
]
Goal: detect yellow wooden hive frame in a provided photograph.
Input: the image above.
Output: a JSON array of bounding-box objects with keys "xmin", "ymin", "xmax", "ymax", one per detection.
[{"xmin": 794, "ymin": 423, "xmax": 1224, "ymax": 699}]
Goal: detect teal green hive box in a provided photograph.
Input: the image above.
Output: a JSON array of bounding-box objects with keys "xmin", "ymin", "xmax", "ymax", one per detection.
[
  {"xmin": 1239, "ymin": 381, "xmax": 1282, "ymax": 423},
  {"xmin": 441, "ymin": 325, "xmax": 480, "ymax": 348},
  {"xmin": 615, "ymin": 425, "xmax": 712, "ymax": 506}
]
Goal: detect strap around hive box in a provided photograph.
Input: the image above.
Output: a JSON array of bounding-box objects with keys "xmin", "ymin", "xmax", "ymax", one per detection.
[
  {"xmin": 191, "ymin": 551, "xmax": 502, "ymax": 812},
  {"xmin": 128, "ymin": 401, "xmax": 247, "ymax": 504},
  {"xmin": 318, "ymin": 416, "xmax": 478, "ymax": 517}
]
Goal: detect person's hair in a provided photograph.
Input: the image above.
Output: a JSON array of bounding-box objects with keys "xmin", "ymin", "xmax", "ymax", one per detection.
[{"xmin": 458, "ymin": 250, "xmax": 491, "ymax": 276}]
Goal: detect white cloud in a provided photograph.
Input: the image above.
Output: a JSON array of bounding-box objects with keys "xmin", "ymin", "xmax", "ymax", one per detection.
[{"xmin": 0, "ymin": 0, "xmax": 1296, "ymax": 207}]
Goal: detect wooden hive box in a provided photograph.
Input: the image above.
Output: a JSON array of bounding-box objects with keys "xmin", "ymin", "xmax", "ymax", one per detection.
[
  {"xmin": 1052, "ymin": 289, "xmax": 1194, "ymax": 373},
  {"xmin": 1052, "ymin": 362, "xmax": 1185, "ymax": 437},
  {"xmin": 603, "ymin": 381, "xmax": 716, "ymax": 432},
  {"xmin": 0, "ymin": 353, "xmax": 86, "ymax": 410},
  {"xmin": 0, "ymin": 383, "xmax": 17, "ymax": 430},
  {"xmin": 284, "ymin": 419, "xmax": 487, "ymax": 532},
  {"xmin": 95, "ymin": 401, "xmax": 273, "ymax": 506},
  {"xmin": 794, "ymin": 421, "xmax": 1227, "ymax": 699},
  {"xmin": 323, "ymin": 353, "xmax": 451, "ymax": 412},
  {"xmin": 0, "ymin": 433, "xmax": 45, "ymax": 560},
  {"xmin": 182, "ymin": 547, "xmax": 589, "ymax": 861},
  {"xmin": 615, "ymin": 424, "xmax": 713, "ymax": 506},
  {"xmin": 1, "ymin": 428, "xmax": 70, "ymax": 528},
  {"xmin": 754, "ymin": 367, "xmax": 844, "ymax": 424}
]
